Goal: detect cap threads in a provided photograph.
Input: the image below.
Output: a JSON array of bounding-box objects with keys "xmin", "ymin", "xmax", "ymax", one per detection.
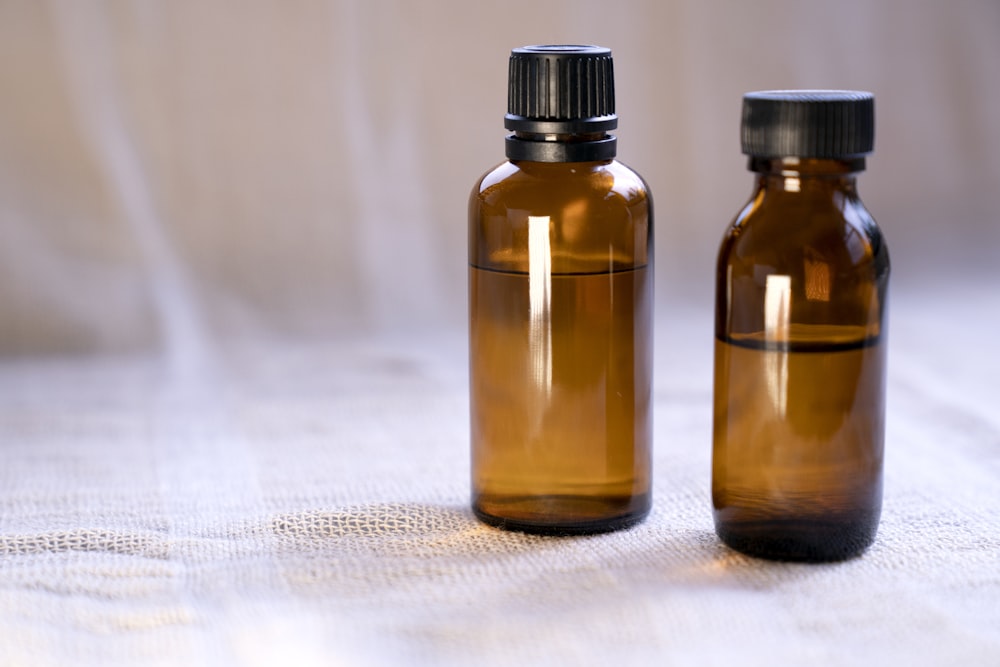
[
  {"xmin": 504, "ymin": 45, "xmax": 618, "ymax": 162},
  {"xmin": 741, "ymin": 90, "xmax": 875, "ymax": 159}
]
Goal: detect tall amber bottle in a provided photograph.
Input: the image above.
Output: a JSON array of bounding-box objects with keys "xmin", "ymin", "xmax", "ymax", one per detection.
[
  {"xmin": 713, "ymin": 91, "xmax": 890, "ymax": 561},
  {"xmin": 469, "ymin": 45, "xmax": 653, "ymax": 534}
]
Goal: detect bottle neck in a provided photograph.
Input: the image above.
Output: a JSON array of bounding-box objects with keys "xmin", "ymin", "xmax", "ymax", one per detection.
[
  {"xmin": 506, "ymin": 131, "xmax": 617, "ymax": 163},
  {"xmin": 749, "ymin": 157, "xmax": 864, "ymax": 193}
]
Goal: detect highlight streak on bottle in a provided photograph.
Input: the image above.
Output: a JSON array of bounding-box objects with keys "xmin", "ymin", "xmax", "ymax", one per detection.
[
  {"xmin": 764, "ymin": 274, "xmax": 791, "ymax": 417},
  {"xmin": 528, "ymin": 216, "xmax": 553, "ymax": 396}
]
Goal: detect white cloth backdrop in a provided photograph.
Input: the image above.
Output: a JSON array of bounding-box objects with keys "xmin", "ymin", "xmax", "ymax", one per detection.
[
  {"xmin": 1, "ymin": 1, "xmax": 999, "ymax": 665},
  {"xmin": 1, "ymin": 0, "xmax": 998, "ymax": 352}
]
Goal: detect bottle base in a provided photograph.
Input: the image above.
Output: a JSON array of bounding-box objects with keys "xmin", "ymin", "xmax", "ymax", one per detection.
[
  {"xmin": 473, "ymin": 494, "xmax": 650, "ymax": 536},
  {"xmin": 714, "ymin": 512, "xmax": 879, "ymax": 562}
]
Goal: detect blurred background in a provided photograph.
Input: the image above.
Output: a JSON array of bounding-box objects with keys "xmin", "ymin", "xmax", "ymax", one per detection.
[{"xmin": 1, "ymin": 0, "xmax": 998, "ymax": 358}]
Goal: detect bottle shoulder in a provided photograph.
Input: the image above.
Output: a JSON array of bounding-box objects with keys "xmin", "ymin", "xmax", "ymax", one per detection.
[
  {"xmin": 473, "ymin": 161, "xmax": 520, "ymax": 194},
  {"xmin": 471, "ymin": 159, "xmax": 651, "ymax": 210},
  {"xmin": 721, "ymin": 188, "xmax": 887, "ymax": 274},
  {"xmin": 469, "ymin": 159, "xmax": 652, "ymax": 273},
  {"xmin": 716, "ymin": 187, "xmax": 890, "ymax": 339}
]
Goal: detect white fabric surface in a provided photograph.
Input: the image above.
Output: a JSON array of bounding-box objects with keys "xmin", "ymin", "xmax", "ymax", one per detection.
[{"xmin": 2, "ymin": 288, "xmax": 998, "ymax": 666}]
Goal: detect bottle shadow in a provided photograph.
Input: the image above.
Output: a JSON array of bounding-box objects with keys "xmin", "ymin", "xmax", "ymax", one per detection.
[
  {"xmin": 269, "ymin": 502, "xmax": 552, "ymax": 559},
  {"xmin": 266, "ymin": 502, "xmax": 832, "ymax": 598}
]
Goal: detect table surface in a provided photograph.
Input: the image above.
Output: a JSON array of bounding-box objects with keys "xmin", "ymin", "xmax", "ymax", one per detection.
[{"xmin": 1, "ymin": 286, "xmax": 998, "ymax": 666}]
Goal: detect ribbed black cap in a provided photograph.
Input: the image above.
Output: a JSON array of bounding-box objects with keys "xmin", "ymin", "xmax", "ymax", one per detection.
[
  {"xmin": 504, "ymin": 45, "xmax": 617, "ymax": 162},
  {"xmin": 741, "ymin": 90, "xmax": 875, "ymax": 159}
]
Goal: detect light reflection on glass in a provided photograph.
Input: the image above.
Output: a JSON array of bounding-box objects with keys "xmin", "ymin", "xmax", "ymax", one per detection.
[
  {"xmin": 725, "ymin": 265, "xmax": 733, "ymax": 332},
  {"xmin": 528, "ymin": 215, "xmax": 553, "ymax": 395},
  {"xmin": 560, "ymin": 198, "xmax": 588, "ymax": 244},
  {"xmin": 764, "ymin": 274, "xmax": 791, "ymax": 416},
  {"xmin": 804, "ymin": 252, "xmax": 831, "ymax": 301}
]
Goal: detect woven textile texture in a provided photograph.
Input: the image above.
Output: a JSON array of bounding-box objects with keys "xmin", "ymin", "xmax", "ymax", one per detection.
[{"xmin": 1, "ymin": 291, "xmax": 998, "ymax": 666}]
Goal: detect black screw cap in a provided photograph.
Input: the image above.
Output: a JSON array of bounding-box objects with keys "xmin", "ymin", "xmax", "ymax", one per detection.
[
  {"xmin": 741, "ymin": 90, "xmax": 875, "ymax": 159},
  {"xmin": 504, "ymin": 45, "xmax": 618, "ymax": 162}
]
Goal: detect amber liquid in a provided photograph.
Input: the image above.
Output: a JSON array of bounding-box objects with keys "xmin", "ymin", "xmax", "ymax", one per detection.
[
  {"xmin": 713, "ymin": 327, "xmax": 885, "ymax": 561},
  {"xmin": 470, "ymin": 264, "xmax": 651, "ymax": 534}
]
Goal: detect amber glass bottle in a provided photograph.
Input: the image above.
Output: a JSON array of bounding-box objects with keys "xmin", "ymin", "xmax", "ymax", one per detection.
[
  {"xmin": 713, "ymin": 91, "xmax": 889, "ymax": 561},
  {"xmin": 469, "ymin": 45, "xmax": 653, "ymax": 534}
]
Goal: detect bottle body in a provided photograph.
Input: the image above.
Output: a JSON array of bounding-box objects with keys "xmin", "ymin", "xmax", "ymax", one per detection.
[
  {"xmin": 469, "ymin": 159, "xmax": 652, "ymax": 534},
  {"xmin": 713, "ymin": 157, "xmax": 889, "ymax": 561}
]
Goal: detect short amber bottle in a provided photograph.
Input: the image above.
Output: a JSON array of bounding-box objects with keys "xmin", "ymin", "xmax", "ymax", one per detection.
[
  {"xmin": 713, "ymin": 91, "xmax": 890, "ymax": 561},
  {"xmin": 469, "ymin": 45, "xmax": 653, "ymax": 534}
]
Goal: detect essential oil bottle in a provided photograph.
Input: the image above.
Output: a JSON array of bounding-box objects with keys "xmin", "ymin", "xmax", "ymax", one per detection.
[
  {"xmin": 712, "ymin": 90, "xmax": 889, "ymax": 561},
  {"xmin": 469, "ymin": 45, "xmax": 653, "ymax": 534}
]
